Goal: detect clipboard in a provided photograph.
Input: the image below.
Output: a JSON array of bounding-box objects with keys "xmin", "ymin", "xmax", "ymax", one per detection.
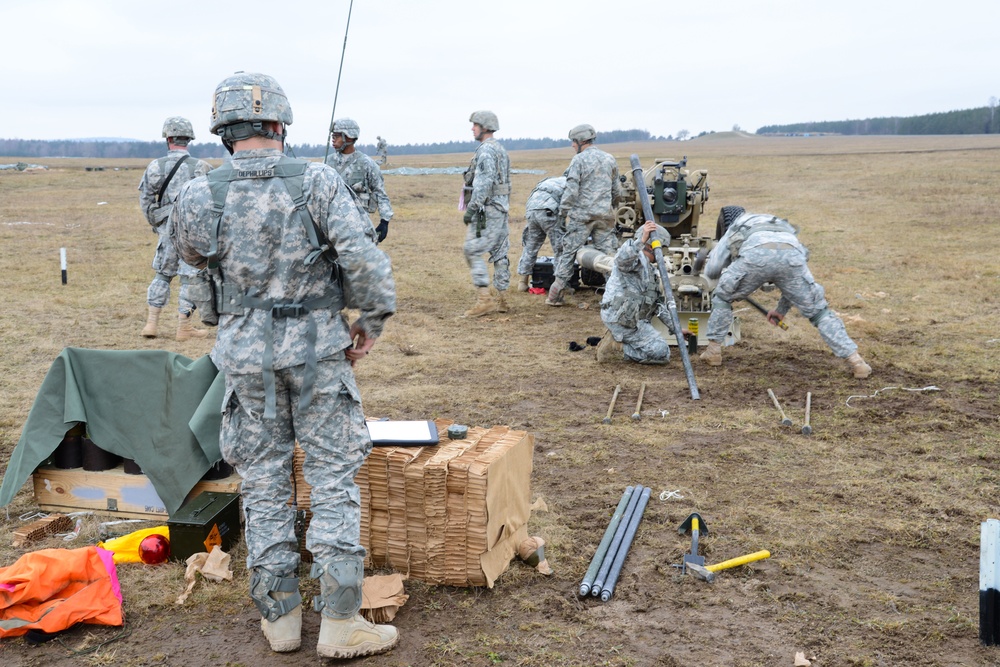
[{"xmin": 366, "ymin": 420, "xmax": 439, "ymax": 447}]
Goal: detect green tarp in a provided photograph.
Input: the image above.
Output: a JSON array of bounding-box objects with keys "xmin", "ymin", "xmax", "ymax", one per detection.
[{"xmin": 0, "ymin": 348, "xmax": 225, "ymax": 516}]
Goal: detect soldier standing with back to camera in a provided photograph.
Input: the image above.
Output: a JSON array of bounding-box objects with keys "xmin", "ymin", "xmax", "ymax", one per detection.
[
  {"xmin": 172, "ymin": 72, "xmax": 398, "ymax": 659},
  {"xmin": 547, "ymin": 124, "xmax": 621, "ymax": 306},
  {"xmin": 461, "ymin": 110, "xmax": 511, "ymax": 317},
  {"xmin": 515, "ymin": 176, "xmax": 567, "ymax": 292},
  {"xmin": 325, "ymin": 118, "xmax": 394, "ymax": 244},
  {"xmin": 138, "ymin": 116, "xmax": 213, "ymax": 340},
  {"xmin": 700, "ymin": 206, "xmax": 872, "ymax": 378}
]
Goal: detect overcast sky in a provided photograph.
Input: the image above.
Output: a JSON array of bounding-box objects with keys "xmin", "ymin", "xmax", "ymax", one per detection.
[{"xmin": 3, "ymin": 0, "xmax": 997, "ymax": 146}]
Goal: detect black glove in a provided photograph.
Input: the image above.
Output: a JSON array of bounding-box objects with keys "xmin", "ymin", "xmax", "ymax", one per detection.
[
  {"xmin": 375, "ymin": 219, "xmax": 389, "ymax": 243},
  {"xmin": 463, "ymin": 207, "xmax": 476, "ymax": 225}
]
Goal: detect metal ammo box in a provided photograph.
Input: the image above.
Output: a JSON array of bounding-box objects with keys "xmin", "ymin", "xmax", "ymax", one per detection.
[{"xmin": 167, "ymin": 491, "xmax": 241, "ymax": 561}]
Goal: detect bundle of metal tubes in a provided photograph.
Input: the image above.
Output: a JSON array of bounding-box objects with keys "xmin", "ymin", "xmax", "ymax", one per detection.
[{"xmin": 578, "ymin": 485, "xmax": 652, "ymax": 601}]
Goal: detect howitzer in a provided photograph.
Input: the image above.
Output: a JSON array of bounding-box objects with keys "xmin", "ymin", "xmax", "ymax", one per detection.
[{"xmin": 631, "ymin": 154, "xmax": 700, "ymax": 400}]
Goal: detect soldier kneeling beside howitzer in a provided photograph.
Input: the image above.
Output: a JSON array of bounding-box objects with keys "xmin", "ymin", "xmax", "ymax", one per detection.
[
  {"xmin": 598, "ymin": 221, "xmax": 688, "ymax": 364},
  {"xmin": 699, "ymin": 206, "xmax": 871, "ymax": 378}
]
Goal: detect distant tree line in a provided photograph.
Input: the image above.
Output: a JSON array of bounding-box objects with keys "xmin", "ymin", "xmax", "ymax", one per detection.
[
  {"xmin": 0, "ymin": 129, "xmax": 663, "ymax": 160},
  {"xmin": 758, "ymin": 101, "xmax": 999, "ymax": 136}
]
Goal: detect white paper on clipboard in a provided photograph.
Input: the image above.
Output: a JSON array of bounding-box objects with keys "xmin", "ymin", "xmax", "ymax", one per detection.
[{"xmin": 365, "ymin": 420, "xmax": 439, "ymax": 446}]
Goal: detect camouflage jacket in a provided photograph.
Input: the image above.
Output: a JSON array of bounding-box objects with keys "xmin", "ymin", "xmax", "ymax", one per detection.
[
  {"xmin": 324, "ymin": 150, "xmax": 394, "ymax": 221},
  {"xmin": 525, "ymin": 176, "xmax": 567, "ymax": 220},
  {"xmin": 172, "ymin": 148, "xmax": 396, "ymax": 375},
  {"xmin": 560, "ymin": 146, "xmax": 621, "ymax": 222},
  {"xmin": 704, "ymin": 212, "xmax": 804, "ymax": 280},
  {"xmin": 464, "ymin": 137, "xmax": 511, "ymax": 214},
  {"xmin": 138, "ymin": 149, "xmax": 212, "ymax": 228},
  {"xmin": 601, "ymin": 239, "xmax": 669, "ymax": 330}
]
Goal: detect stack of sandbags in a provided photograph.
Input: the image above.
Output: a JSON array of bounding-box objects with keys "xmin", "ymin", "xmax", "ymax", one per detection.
[{"xmin": 291, "ymin": 419, "xmax": 533, "ymax": 587}]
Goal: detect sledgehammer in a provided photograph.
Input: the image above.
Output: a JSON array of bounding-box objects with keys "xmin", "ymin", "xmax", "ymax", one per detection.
[
  {"xmin": 767, "ymin": 389, "xmax": 793, "ymax": 426},
  {"xmin": 687, "ymin": 549, "xmax": 772, "ymax": 583}
]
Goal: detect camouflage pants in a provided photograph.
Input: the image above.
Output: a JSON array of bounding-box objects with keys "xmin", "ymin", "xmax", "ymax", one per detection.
[
  {"xmin": 221, "ymin": 358, "xmax": 370, "ymax": 576},
  {"xmin": 555, "ymin": 215, "xmax": 617, "ymax": 283},
  {"xmin": 147, "ymin": 226, "xmax": 201, "ymax": 312},
  {"xmin": 706, "ymin": 246, "xmax": 858, "ymax": 358},
  {"xmin": 605, "ymin": 312, "xmax": 672, "ymax": 365},
  {"xmin": 464, "ymin": 207, "xmax": 510, "ymax": 290},
  {"xmin": 516, "ymin": 210, "xmax": 565, "ymax": 276}
]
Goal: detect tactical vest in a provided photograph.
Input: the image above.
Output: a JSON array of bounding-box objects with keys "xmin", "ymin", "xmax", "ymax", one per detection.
[
  {"xmin": 149, "ymin": 154, "xmax": 191, "ymax": 226},
  {"xmin": 345, "ymin": 156, "xmax": 377, "ymax": 213},
  {"xmin": 205, "ymin": 156, "xmax": 343, "ymax": 419},
  {"xmin": 463, "ymin": 141, "xmax": 512, "ymax": 202},
  {"xmin": 727, "ymin": 216, "xmax": 797, "ymax": 257}
]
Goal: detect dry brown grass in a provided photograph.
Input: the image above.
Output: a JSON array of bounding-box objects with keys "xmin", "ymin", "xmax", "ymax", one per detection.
[{"xmin": 1, "ymin": 134, "xmax": 1000, "ymax": 666}]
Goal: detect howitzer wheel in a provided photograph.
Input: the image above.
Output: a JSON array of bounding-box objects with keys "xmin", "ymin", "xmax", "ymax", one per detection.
[{"xmin": 716, "ymin": 205, "xmax": 745, "ymax": 240}]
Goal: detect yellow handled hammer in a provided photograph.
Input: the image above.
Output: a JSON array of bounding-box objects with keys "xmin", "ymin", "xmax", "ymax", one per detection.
[{"xmin": 687, "ymin": 549, "xmax": 771, "ymax": 583}]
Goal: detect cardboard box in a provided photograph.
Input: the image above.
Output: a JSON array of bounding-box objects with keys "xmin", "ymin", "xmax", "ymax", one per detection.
[
  {"xmin": 167, "ymin": 491, "xmax": 241, "ymax": 561},
  {"xmin": 32, "ymin": 465, "xmax": 241, "ymax": 519}
]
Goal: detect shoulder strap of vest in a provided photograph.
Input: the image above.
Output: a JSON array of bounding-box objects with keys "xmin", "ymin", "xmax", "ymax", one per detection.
[{"xmin": 156, "ymin": 154, "xmax": 189, "ymax": 204}]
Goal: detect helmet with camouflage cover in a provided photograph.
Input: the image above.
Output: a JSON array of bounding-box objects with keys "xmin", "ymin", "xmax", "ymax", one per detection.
[
  {"xmin": 331, "ymin": 118, "xmax": 360, "ymax": 140},
  {"xmin": 162, "ymin": 116, "xmax": 195, "ymax": 140},
  {"xmin": 568, "ymin": 124, "xmax": 597, "ymax": 143},
  {"xmin": 469, "ymin": 110, "xmax": 499, "ymax": 132},
  {"xmin": 209, "ymin": 71, "xmax": 293, "ymax": 136},
  {"xmin": 644, "ymin": 223, "xmax": 670, "ymax": 247}
]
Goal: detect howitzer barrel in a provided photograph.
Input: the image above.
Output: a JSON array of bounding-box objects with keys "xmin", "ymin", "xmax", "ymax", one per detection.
[
  {"xmin": 600, "ymin": 486, "xmax": 651, "ymax": 602},
  {"xmin": 579, "ymin": 486, "xmax": 636, "ymax": 597},
  {"xmin": 630, "ymin": 154, "xmax": 700, "ymax": 400},
  {"xmin": 576, "ymin": 246, "xmax": 614, "ymax": 275},
  {"xmin": 591, "ymin": 484, "xmax": 645, "ymax": 596}
]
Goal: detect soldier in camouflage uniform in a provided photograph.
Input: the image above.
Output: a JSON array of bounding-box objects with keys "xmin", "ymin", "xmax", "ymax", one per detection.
[
  {"xmin": 375, "ymin": 135, "xmax": 388, "ymax": 165},
  {"xmin": 138, "ymin": 116, "xmax": 213, "ymax": 340},
  {"xmin": 461, "ymin": 110, "xmax": 511, "ymax": 317},
  {"xmin": 325, "ymin": 118, "xmax": 393, "ymax": 244},
  {"xmin": 172, "ymin": 72, "xmax": 398, "ymax": 659},
  {"xmin": 597, "ymin": 221, "xmax": 677, "ymax": 364},
  {"xmin": 701, "ymin": 206, "xmax": 872, "ymax": 378},
  {"xmin": 515, "ymin": 176, "xmax": 567, "ymax": 292},
  {"xmin": 546, "ymin": 124, "xmax": 620, "ymax": 306}
]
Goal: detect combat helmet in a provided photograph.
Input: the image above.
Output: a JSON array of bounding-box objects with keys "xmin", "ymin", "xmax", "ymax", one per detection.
[
  {"xmin": 331, "ymin": 118, "xmax": 360, "ymax": 140},
  {"xmin": 162, "ymin": 116, "xmax": 195, "ymax": 140},
  {"xmin": 210, "ymin": 72, "xmax": 292, "ymax": 147},
  {"xmin": 469, "ymin": 110, "xmax": 499, "ymax": 132},
  {"xmin": 568, "ymin": 124, "xmax": 597, "ymax": 143}
]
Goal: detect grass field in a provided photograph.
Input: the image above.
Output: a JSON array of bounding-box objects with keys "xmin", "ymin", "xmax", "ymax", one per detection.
[{"xmin": 1, "ymin": 132, "xmax": 999, "ymax": 666}]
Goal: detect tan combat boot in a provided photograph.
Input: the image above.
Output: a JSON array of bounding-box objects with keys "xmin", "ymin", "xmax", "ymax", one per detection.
[
  {"xmin": 317, "ymin": 614, "xmax": 399, "ymax": 659},
  {"xmin": 176, "ymin": 312, "xmax": 208, "ymax": 341},
  {"xmin": 464, "ymin": 287, "xmax": 496, "ymax": 318},
  {"xmin": 545, "ymin": 279, "xmax": 565, "ymax": 307},
  {"xmin": 595, "ymin": 333, "xmax": 623, "ymax": 363},
  {"xmin": 261, "ymin": 592, "xmax": 302, "ymax": 653},
  {"xmin": 846, "ymin": 351, "xmax": 872, "ymax": 378},
  {"xmin": 141, "ymin": 306, "xmax": 162, "ymax": 338},
  {"xmin": 517, "ymin": 274, "xmax": 530, "ymax": 292},
  {"xmin": 700, "ymin": 340, "xmax": 723, "ymax": 366},
  {"xmin": 494, "ymin": 288, "xmax": 509, "ymax": 313}
]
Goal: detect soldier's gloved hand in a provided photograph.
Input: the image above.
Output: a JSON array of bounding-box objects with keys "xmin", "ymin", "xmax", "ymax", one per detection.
[
  {"xmin": 375, "ymin": 219, "xmax": 389, "ymax": 243},
  {"xmin": 463, "ymin": 207, "xmax": 476, "ymax": 225},
  {"xmin": 766, "ymin": 310, "xmax": 784, "ymax": 327}
]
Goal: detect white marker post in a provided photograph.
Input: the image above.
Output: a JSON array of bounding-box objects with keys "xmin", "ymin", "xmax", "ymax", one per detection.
[
  {"xmin": 60, "ymin": 248, "xmax": 67, "ymax": 285},
  {"xmin": 981, "ymin": 518, "xmax": 1000, "ymax": 645}
]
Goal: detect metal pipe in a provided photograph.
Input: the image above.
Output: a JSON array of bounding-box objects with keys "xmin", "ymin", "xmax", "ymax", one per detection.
[
  {"xmin": 630, "ymin": 154, "xmax": 699, "ymax": 400},
  {"xmin": 591, "ymin": 485, "xmax": 645, "ymax": 596},
  {"xmin": 579, "ymin": 486, "xmax": 635, "ymax": 597},
  {"xmin": 600, "ymin": 486, "xmax": 652, "ymax": 601}
]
